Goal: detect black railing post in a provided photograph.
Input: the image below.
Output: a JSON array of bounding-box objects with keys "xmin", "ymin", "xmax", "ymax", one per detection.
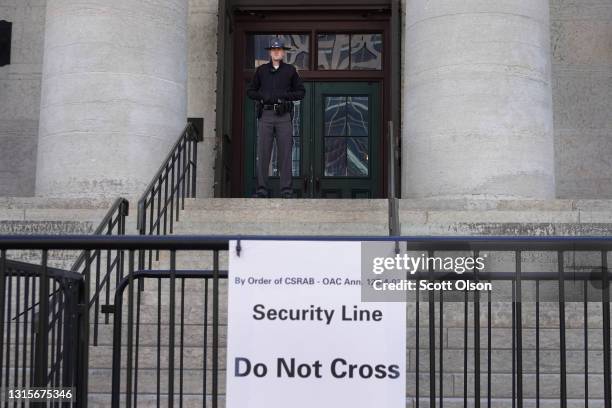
[
  {"xmin": 515, "ymin": 250, "xmax": 523, "ymax": 408},
  {"xmin": 126, "ymin": 251, "xmax": 135, "ymax": 408},
  {"xmin": 0, "ymin": 249, "xmax": 5, "ymax": 393},
  {"xmin": 473, "ymin": 250, "xmax": 480, "ymax": 408},
  {"xmin": 5, "ymin": 236, "xmax": 612, "ymax": 408},
  {"xmin": 602, "ymin": 250, "xmax": 611, "ymax": 408},
  {"xmin": 387, "ymin": 121, "xmax": 400, "ymax": 242},
  {"xmin": 168, "ymin": 250, "xmax": 176, "ymax": 408},
  {"xmin": 111, "ymin": 279, "xmax": 124, "ymax": 408},
  {"xmin": 70, "ymin": 197, "xmax": 129, "ymax": 348},
  {"xmin": 189, "ymin": 120, "xmax": 203, "ymax": 197},
  {"xmin": 558, "ymin": 251, "xmax": 567, "ymax": 408},
  {"xmin": 212, "ymin": 249, "xmax": 219, "ymax": 408},
  {"xmin": 428, "ymin": 250, "xmax": 435, "ymax": 408},
  {"xmin": 78, "ymin": 251, "xmax": 91, "ymax": 407},
  {"xmin": 62, "ymin": 279, "xmax": 75, "ymax": 394},
  {"xmin": 34, "ymin": 250, "xmax": 49, "ymax": 389}
]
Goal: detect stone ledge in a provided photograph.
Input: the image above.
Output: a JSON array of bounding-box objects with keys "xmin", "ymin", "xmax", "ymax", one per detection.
[
  {"xmin": 0, "ymin": 196, "xmax": 124, "ymax": 209},
  {"xmin": 400, "ymin": 198, "xmax": 612, "ymax": 212}
]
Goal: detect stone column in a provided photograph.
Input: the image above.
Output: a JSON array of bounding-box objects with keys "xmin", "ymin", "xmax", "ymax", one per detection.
[
  {"xmin": 35, "ymin": 0, "xmax": 188, "ymax": 198},
  {"xmin": 402, "ymin": 0, "xmax": 555, "ymax": 199}
]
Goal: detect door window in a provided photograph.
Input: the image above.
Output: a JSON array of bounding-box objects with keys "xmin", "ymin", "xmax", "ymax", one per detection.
[{"xmin": 323, "ymin": 96, "xmax": 370, "ymax": 177}]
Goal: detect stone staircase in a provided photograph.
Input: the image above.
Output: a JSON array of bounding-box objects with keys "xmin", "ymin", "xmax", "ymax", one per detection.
[
  {"xmin": 0, "ymin": 197, "xmax": 138, "ymax": 269},
  {"xmin": 118, "ymin": 198, "xmax": 612, "ymax": 407},
  {"xmin": 86, "ymin": 198, "xmax": 389, "ymax": 406},
  {"xmin": 2, "ymin": 197, "xmax": 612, "ymax": 406}
]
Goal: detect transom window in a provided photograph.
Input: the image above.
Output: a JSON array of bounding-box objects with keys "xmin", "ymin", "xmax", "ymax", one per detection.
[
  {"xmin": 247, "ymin": 34, "xmax": 310, "ymax": 69},
  {"xmin": 318, "ymin": 33, "xmax": 382, "ymax": 70},
  {"xmin": 245, "ymin": 32, "xmax": 383, "ymax": 71}
]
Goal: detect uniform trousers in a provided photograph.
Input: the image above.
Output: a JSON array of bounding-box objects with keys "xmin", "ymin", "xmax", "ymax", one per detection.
[{"xmin": 256, "ymin": 110, "xmax": 293, "ymax": 195}]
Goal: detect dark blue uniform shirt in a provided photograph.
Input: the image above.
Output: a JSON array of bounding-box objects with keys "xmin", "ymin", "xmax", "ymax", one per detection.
[{"xmin": 247, "ymin": 60, "xmax": 306, "ymax": 104}]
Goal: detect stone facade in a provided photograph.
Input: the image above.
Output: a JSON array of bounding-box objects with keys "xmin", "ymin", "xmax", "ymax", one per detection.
[
  {"xmin": 550, "ymin": 0, "xmax": 612, "ymax": 199},
  {"xmin": 0, "ymin": 0, "xmax": 611, "ymax": 199},
  {"xmin": 188, "ymin": 0, "xmax": 219, "ymax": 198},
  {"xmin": 35, "ymin": 0, "xmax": 189, "ymax": 198},
  {"xmin": 0, "ymin": 0, "xmax": 46, "ymax": 197},
  {"xmin": 403, "ymin": 0, "xmax": 556, "ymax": 200}
]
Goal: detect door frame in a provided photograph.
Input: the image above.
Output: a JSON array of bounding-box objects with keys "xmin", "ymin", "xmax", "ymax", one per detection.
[
  {"xmin": 243, "ymin": 81, "xmax": 382, "ymax": 198},
  {"xmin": 230, "ymin": 9, "xmax": 392, "ymax": 198}
]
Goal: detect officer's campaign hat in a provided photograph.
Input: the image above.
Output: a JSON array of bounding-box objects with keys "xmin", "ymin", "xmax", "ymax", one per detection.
[{"xmin": 265, "ymin": 38, "xmax": 291, "ymax": 50}]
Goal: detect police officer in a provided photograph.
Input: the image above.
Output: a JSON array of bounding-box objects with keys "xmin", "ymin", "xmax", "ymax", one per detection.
[{"xmin": 247, "ymin": 38, "xmax": 306, "ymax": 198}]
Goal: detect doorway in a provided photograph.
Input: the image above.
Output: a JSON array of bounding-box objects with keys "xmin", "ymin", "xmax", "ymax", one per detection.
[
  {"xmin": 230, "ymin": 10, "xmax": 392, "ymax": 198},
  {"xmin": 244, "ymin": 81, "xmax": 381, "ymax": 198}
]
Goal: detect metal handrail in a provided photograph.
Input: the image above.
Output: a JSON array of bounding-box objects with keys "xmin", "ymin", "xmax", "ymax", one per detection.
[
  {"xmin": 7, "ymin": 258, "xmax": 83, "ymax": 282},
  {"xmin": 0, "ymin": 250, "xmax": 87, "ymax": 405},
  {"xmin": 64, "ymin": 197, "xmax": 129, "ymax": 346},
  {"xmin": 3, "ymin": 234, "xmax": 612, "ymax": 250},
  {"xmin": 137, "ymin": 123, "xmax": 201, "ymax": 211},
  {"xmin": 135, "ymin": 122, "xmax": 203, "ymax": 270},
  {"xmin": 3, "ymin": 235, "xmax": 612, "ymax": 407},
  {"xmin": 4, "ymin": 258, "xmax": 83, "ymax": 323},
  {"xmin": 136, "ymin": 122, "xmax": 202, "ymax": 235},
  {"xmin": 70, "ymin": 197, "xmax": 129, "ymax": 272}
]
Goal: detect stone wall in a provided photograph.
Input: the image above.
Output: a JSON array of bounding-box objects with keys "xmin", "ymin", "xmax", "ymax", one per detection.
[
  {"xmin": 402, "ymin": 0, "xmax": 556, "ymax": 200},
  {"xmin": 1, "ymin": 1, "xmax": 611, "ymax": 200},
  {"xmin": 550, "ymin": 0, "xmax": 612, "ymax": 199},
  {"xmin": 188, "ymin": 0, "xmax": 219, "ymax": 198},
  {"xmin": 0, "ymin": 0, "xmax": 218, "ymax": 198},
  {"xmin": 0, "ymin": 0, "xmax": 46, "ymax": 197}
]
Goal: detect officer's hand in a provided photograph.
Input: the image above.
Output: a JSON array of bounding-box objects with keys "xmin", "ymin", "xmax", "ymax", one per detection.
[
  {"xmin": 273, "ymin": 93, "xmax": 284, "ymax": 103},
  {"xmin": 277, "ymin": 92, "xmax": 289, "ymax": 102},
  {"xmin": 261, "ymin": 91, "xmax": 273, "ymax": 104}
]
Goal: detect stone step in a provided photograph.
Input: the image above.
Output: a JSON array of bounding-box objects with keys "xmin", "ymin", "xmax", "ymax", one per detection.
[
  {"xmin": 398, "ymin": 198, "xmax": 612, "ymax": 212},
  {"xmin": 5, "ymin": 196, "xmax": 612, "ymax": 404},
  {"xmin": 401, "ymin": 221, "xmax": 612, "ymax": 236},
  {"xmin": 183, "ymin": 198, "xmax": 388, "ymax": 211},
  {"xmin": 0, "ymin": 198, "xmax": 138, "ymax": 273},
  {"xmin": 0, "ymin": 197, "xmax": 125, "ymax": 209},
  {"xmin": 0, "ymin": 220, "xmax": 96, "ymax": 235},
  {"xmin": 171, "ymin": 222, "xmax": 388, "ymax": 235},
  {"xmin": 177, "ymin": 209, "xmax": 386, "ymax": 224},
  {"xmin": 175, "ymin": 198, "xmax": 388, "ymax": 234}
]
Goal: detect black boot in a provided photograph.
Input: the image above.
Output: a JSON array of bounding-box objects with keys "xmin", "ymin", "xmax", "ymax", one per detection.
[{"xmin": 252, "ymin": 190, "xmax": 268, "ymax": 198}]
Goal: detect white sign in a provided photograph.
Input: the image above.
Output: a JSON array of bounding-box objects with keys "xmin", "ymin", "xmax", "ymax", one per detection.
[{"xmin": 226, "ymin": 240, "xmax": 406, "ymax": 408}]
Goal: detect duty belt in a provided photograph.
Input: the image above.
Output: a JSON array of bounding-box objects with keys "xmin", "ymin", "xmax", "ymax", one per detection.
[{"xmin": 262, "ymin": 104, "xmax": 278, "ymax": 110}]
